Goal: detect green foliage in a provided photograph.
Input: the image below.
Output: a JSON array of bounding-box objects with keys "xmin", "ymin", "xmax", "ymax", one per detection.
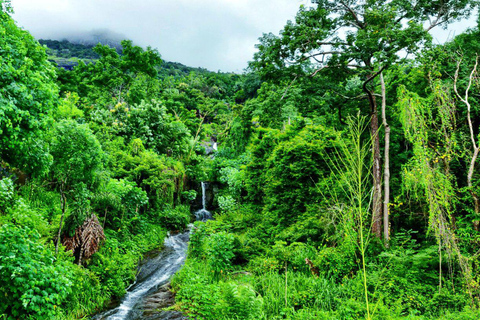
[
  {"xmin": 0, "ymin": 178, "xmax": 14, "ymax": 214},
  {"xmin": 49, "ymin": 119, "xmax": 104, "ymax": 189},
  {"xmin": 0, "ymin": 10, "xmax": 58, "ymax": 166},
  {"xmin": 172, "ymin": 258, "xmax": 263, "ymax": 320},
  {"xmin": 188, "ymin": 222, "xmax": 208, "ymax": 258},
  {"xmin": 218, "ymin": 195, "xmax": 237, "ymax": 214},
  {"xmin": 87, "ymin": 224, "xmax": 166, "ymax": 299},
  {"xmin": 158, "ymin": 204, "xmax": 190, "ymax": 231},
  {"xmin": 1, "ymin": 198, "xmax": 51, "ymax": 236},
  {"xmin": 88, "ymin": 234, "xmax": 138, "ymax": 298},
  {"xmin": 241, "ymin": 123, "xmax": 342, "ymax": 238},
  {"xmin": 117, "ymin": 99, "xmax": 192, "ymax": 156},
  {"xmin": 93, "ymin": 178, "xmax": 148, "ymax": 230},
  {"xmin": 108, "ymin": 138, "xmax": 186, "ymax": 211},
  {"xmin": 59, "ymin": 266, "xmax": 107, "ymax": 319},
  {"xmin": 314, "ymin": 239, "xmax": 357, "ymax": 281},
  {"xmin": 56, "ymin": 92, "xmax": 84, "ymax": 120},
  {"xmin": 217, "ymin": 281, "xmax": 264, "ymax": 319},
  {"xmin": 0, "ymin": 0, "xmax": 12, "ymax": 13},
  {"xmin": 254, "ymin": 271, "xmax": 343, "ymax": 319},
  {"xmin": 4, "ymin": 1, "xmax": 480, "ymax": 318},
  {"xmin": 61, "ymin": 40, "xmax": 162, "ymax": 106},
  {"xmin": 38, "ymin": 39, "xmax": 101, "ymax": 60},
  {"xmin": 171, "ymin": 258, "xmax": 220, "ymax": 319},
  {"xmin": 206, "ymin": 232, "xmax": 236, "ymax": 277},
  {"xmin": 0, "ymin": 224, "xmax": 72, "ymax": 319},
  {"xmin": 181, "ymin": 189, "xmax": 197, "ymax": 202}
]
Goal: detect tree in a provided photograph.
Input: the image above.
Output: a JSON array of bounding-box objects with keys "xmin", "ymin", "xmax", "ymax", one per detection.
[
  {"xmin": 398, "ymin": 79, "xmax": 477, "ymax": 298},
  {"xmin": 0, "ymin": 0, "xmax": 12, "ymax": 14},
  {"xmin": 49, "ymin": 120, "xmax": 104, "ymax": 255},
  {"xmin": 0, "ymin": 224, "xmax": 72, "ymax": 319},
  {"xmin": 63, "ymin": 214, "xmax": 105, "ymax": 265},
  {"xmin": 454, "ymin": 55, "xmax": 480, "ymax": 228},
  {"xmin": 250, "ymin": 0, "xmax": 478, "ymax": 240},
  {"xmin": 0, "ymin": 6, "xmax": 58, "ymax": 167},
  {"xmin": 60, "ymin": 40, "xmax": 162, "ymax": 108}
]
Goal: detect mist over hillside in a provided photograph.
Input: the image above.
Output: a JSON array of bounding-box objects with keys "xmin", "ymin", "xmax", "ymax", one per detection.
[
  {"xmin": 39, "ymin": 37, "xmax": 230, "ymax": 76},
  {"xmin": 51, "ymin": 28, "xmax": 126, "ymax": 50}
]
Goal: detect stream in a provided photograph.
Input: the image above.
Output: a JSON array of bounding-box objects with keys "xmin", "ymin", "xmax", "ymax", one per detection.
[{"xmin": 93, "ymin": 182, "xmax": 211, "ymax": 320}]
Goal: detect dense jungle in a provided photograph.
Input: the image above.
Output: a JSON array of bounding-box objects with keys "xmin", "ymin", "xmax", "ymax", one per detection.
[{"xmin": 1, "ymin": 0, "xmax": 480, "ymax": 319}]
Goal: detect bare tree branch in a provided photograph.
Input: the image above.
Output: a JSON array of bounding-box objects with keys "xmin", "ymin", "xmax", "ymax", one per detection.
[
  {"xmin": 339, "ymin": 0, "xmax": 365, "ymax": 29},
  {"xmin": 280, "ymin": 75, "xmax": 298, "ymax": 100}
]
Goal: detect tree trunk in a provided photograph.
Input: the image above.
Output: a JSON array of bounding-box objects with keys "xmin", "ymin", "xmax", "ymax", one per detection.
[
  {"xmin": 371, "ymin": 99, "xmax": 383, "ymax": 238},
  {"xmin": 454, "ymin": 56, "xmax": 479, "ymax": 231},
  {"xmin": 380, "ymin": 73, "xmax": 390, "ymax": 244},
  {"xmin": 78, "ymin": 244, "xmax": 84, "ymax": 266},
  {"xmin": 468, "ymin": 147, "xmax": 480, "ymax": 231},
  {"xmin": 55, "ymin": 183, "xmax": 67, "ymax": 256},
  {"xmin": 363, "ymin": 69, "xmax": 385, "ymax": 238},
  {"xmin": 103, "ymin": 207, "xmax": 108, "ymax": 229}
]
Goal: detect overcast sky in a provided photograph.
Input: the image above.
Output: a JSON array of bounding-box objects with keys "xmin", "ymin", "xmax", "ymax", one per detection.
[{"xmin": 10, "ymin": 0, "xmax": 478, "ymax": 73}]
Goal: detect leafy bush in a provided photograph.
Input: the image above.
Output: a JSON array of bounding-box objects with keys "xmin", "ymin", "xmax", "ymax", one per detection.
[
  {"xmin": 0, "ymin": 177, "xmax": 14, "ymax": 214},
  {"xmin": 87, "ymin": 234, "xmax": 139, "ymax": 298},
  {"xmin": 7, "ymin": 199, "xmax": 51, "ymax": 236},
  {"xmin": 172, "ymin": 258, "xmax": 263, "ymax": 320},
  {"xmin": 181, "ymin": 189, "xmax": 197, "ymax": 202},
  {"xmin": 0, "ymin": 224, "xmax": 72, "ymax": 319},
  {"xmin": 59, "ymin": 266, "xmax": 107, "ymax": 319},
  {"xmin": 188, "ymin": 221, "xmax": 208, "ymax": 258},
  {"xmin": 171, "ymin": 258, "xmax": 220, "ymax": 319},
  {"xmin": 248, "ymin": 241, "xmax": 318, "ymax": 274},
  {"xmin": 92, "ymin": 178, "xmax": 148, "ymax": 231},
  {"xmin": 217, "ymin": 282, "xmax": 264, "ymax": 319},
  {"xmin": 371, "ymin": 236, "xmax": 464, "ymax": 316},
  {"xmin": 158, "ymin": 204, "xmax": 190, "ymax": 231},
  {"xmin": 314, "ymin": 239, "xmax": 357, "ymax": 281},
  {"xmin": 217, "ymin": 195, "xmax": 237, "ymax": 214},
  {"xmin": 206, "ymin": 231, "xmax": 236, "ymax": 277}
]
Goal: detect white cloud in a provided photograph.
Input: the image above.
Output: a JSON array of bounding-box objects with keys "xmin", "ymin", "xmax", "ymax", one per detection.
[
  {"xmin": 11, "ymin": 0, "xmax": 307, "ymax": 72},
  {"xmin": 10, "ymin": 0, "xmax": 477, "ymax": 72}
]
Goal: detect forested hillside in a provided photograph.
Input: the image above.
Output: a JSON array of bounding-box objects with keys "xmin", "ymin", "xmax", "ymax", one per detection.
[
  {"xmin": 39, "ymin": 39, "xmax": 221, "ymax": 78},
  {"xmin": 1, "ymin": 0, "xmax": 480, "ymax": 319}
]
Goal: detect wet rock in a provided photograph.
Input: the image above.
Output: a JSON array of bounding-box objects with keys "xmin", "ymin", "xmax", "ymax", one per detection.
[
  {"xmin": 141, "ymin": 284, "xmax": 175, "ymax": 313},
  {"xmin": 140, "ymin": 283, "xmax": 188, "ymax": 320}
]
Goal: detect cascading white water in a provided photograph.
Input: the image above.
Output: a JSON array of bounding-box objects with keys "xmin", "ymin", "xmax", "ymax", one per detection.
[
  {"xmin": 202, "ymin": 182, "xmax": 206, "ymax": 209},
  {"xmin": 212, "ymin": 142, "xmax": 217, "ymax": 151},
  {"xmin": 194, "ymin": 182, "xmax": 212, "ymax": 221},
  {"xmin": 92, "ymin": 231, "xmax": 189, "ymax": 320}
]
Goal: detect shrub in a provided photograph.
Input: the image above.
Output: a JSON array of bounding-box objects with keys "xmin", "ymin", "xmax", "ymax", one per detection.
[
  {"xmin": 218, "ymin": 195, "xmax": 237, "ymax": 214},
  {"xmin": 188, "ymin": 222, "xmax": 208, "ymax": 258},
  {"xmin": 0, "ymin": 177, "xmax": 14, "ymax": 214},
  {"xmin": 171, "ymin": 258, "xmax": 219, "ymax": 319},
  {"xmin": 158, "ymin": 204, "xmax": 190, "ymax": 231},
  {"xmin": 218, "ymin": 282, "xmax": 264, "ymax": 319},
  {"xmin": 59, "ymin": 266, "xmax": 107, "ymax": 319},
  {"xmin": 206, "ymin": 232, "xmax": 236, "ymax": 277},
  {"xmin": 87, "ymin": 235, "xmax": 139, "ymax": 298},
  {"xmin": 314, "ymin": 239, "xmax": 357, "ymax": 281},
  {"xmin": 172, "ymin": 258, "xmax": 263, "ymax": 320},
  {"xmin": 0, "ymin": 224, "xmax": 72, "ymax": 319}
]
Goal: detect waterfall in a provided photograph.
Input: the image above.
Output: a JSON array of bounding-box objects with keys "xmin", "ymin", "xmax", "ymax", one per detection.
[
  {"xmin": 201, "ymin": 182, "xmax": 206, "ymax": 210},
  {"xmin": 212, "ymin": 142, "xmax": 217, "ymax": 151},
  {"xmin": 194, "ymin": 182, "xmax": 212, "ymax": 221}
]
